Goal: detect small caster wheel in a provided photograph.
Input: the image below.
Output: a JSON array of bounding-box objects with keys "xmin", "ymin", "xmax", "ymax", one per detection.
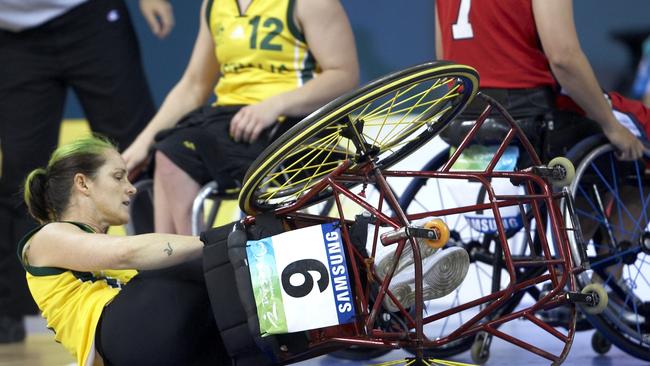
[
  {"xmin": 422, "ymin": 218, "xmax": 450, "ymax": 249},
  {"xmin": 581, "ymin": 283, "xmax": 608, "ymax": 314},
  {"xmin": 548, "ymin": 157, "xmax": 575, "ymax": 187},
  {"xmin": 591, "ymin": 331, "xmax": 612, "ymax": 354},
  {"xmin": 471, "ymin": 332, "xmax": 491, "ymax": 365}
]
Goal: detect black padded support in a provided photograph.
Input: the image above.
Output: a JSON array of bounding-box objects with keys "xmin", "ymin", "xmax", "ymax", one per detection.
[
  {"xmin": 203, "ymin": 215, "xmax": 315, "ymax": 366},
  {"xmin": 227, "ymin": 214, "xmax": 291, "ymax": 362},
  {"xmin": 202, "ymin": 222, "xmax": 273, "ymax": 365}
]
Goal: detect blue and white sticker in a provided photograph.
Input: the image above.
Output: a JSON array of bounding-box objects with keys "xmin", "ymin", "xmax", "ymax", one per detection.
[{"xmin": 247, "ymin": 223, "xmax": 356, "ymax": 335}]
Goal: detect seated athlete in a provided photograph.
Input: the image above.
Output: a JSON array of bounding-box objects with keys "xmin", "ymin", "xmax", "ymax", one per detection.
[
  {"xmin": 19, "ymin": 136, "xmax": 229, "ymax": 365},
  {"xmin": 435, "ymin": 0, "xmax": 647, "ymax": 162},
  {"xmin": 122, "ymin": 0, "xmax": 359, "ymax": 235}
]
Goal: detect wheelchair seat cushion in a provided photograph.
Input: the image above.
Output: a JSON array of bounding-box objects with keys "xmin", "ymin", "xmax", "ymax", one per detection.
[{"xmin": 439, "ymin": 87, "xmax": 554, "ymax": 148}]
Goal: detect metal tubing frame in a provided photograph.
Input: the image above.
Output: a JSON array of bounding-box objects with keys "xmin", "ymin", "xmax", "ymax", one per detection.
[{"xmin": 241, "ymin": 93, "xmax": 581, "ymax": 364}]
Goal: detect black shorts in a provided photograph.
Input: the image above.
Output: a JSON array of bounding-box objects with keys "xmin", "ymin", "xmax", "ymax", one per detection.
[
  {"xmin": 95, "ymin": 260, "xmax": 230, "ymax": 365},
  {"xmin": 439, "ymin": 87, "xmax": 602, "ymax": 165},
  {"xmin": 465, "ymin": 87, "xmax": 601, "ymax": 161},
  {"xmin": 153, "ymin": 105, "xmax": 301, "ymax": 189},
  {"xmin": 440, "ymin": 87, "xmax": 555, "ymax": 146}
]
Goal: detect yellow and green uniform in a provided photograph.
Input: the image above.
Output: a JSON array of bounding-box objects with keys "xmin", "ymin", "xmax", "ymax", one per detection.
[
  {"xmin": 207, "ymin": 0, "xmax": 319, "ymax": 105},
  {"xmin": 17, "ymin": 222, "xmax": 137, "ymax": 366}
]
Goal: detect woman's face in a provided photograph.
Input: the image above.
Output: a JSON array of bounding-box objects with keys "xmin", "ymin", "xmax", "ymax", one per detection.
[{"xmin": 87, "ymin": 149, "xmax": 137, "ymax": 226}]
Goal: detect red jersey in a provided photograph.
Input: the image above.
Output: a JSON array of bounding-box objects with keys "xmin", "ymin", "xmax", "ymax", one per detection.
[{"xmin": 436, "ymin": 0, "xmax": 556, "ymax": 89}]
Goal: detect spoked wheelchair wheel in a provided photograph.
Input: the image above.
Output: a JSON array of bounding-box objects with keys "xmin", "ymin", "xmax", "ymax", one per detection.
[
  {"xmin": 565, "ymin": 139, "xmax": 650, "ymax": 360},
  {"xmin": 398, "ymin": 148, "xmax": 550, "ymax": 360},
  {"xmin": 239, "ymin": 61, "xmax": 479, "ymax": 215},
  {"xmin": 233, "ymin": 63, "xmax": 579, "ymax": 364}
]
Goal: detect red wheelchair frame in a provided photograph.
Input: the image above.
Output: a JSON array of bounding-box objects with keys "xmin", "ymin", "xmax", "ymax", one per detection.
[{"xmin": 237, "ymin": 92, "xmax": 593, "ymax": 365}]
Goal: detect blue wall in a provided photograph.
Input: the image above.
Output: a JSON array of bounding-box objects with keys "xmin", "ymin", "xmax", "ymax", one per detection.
[
  {"xmin": 63, "ymin": 0, "xmax": 650, "ymax": 118},
  {"xmin": 573, "ymin": 0, "xmax": 650, "ymax": 90}
]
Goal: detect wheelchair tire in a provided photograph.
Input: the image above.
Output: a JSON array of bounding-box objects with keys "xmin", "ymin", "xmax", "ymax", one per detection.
[
  {"xmin": 565, "ymin": 140, "xmax": 650, "ymax": 361},
  {"xmin": 239, "ymin": 61, "xmax": 479, "ymax": 215}
]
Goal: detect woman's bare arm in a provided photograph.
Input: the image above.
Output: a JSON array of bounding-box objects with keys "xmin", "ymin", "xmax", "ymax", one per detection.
[
  {"xmin": 25, "ymin": 222, "xmax": 204, "ymax": 271},
  {"xmin": 533, "ymin": 0, "xmax": 647, "ymax": 160}
]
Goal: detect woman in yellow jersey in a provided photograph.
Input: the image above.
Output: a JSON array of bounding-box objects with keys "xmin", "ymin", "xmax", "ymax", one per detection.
[
  {"xmin": 19, "ymin": 136, "xmax": 229, "ymax": 365},
  {"xmin": 122, "ymin": 0, "xmax": 359, "ymax": 234}
]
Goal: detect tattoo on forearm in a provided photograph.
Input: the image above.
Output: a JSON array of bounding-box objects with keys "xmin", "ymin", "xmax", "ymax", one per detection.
[{"xmin": 164, "ymin": 242, "xmax": 174, "ymax": 256}]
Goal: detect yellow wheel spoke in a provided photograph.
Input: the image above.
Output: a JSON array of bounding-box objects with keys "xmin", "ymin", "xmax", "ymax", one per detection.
[
  {"xmin": 264, "ymin": 159, "xmax": 342, "ymax": 178},
  {"xmin": 360, "ymin": 79, "xmax": 458, "ymax": 149},
  {"xmin": 372, "ymin": 360, "xmax": 409, "ymax": 366},
  {"xmin": 259, "ymin": 77, "xmax": 462, "ymax": 202},
  {"xmin": 428, "ymin": 359, "xmax": 477, "ymax": 366},
  {"xmin": 373, "ymin": 358, "xmax": 477, "ymax": 366},
  {"xmin": 259, "ymin": 165, "xmax": 335, "ymax": 201},
  {"xmin": 361, "ymin": 82, "xmax": 420, "ymax": 122},
  {"xmin": 371, "ymin": 85, "xmax": 435, "ymax": 147},
  {"xmin": 377, "ymin": 360, "xmax": 412, "ymax": 366},
  {"xmin": 376, "ymin": 83, "xmax": 461, "ymax": 148},
  {"xmin": 372, "ymin": 105, "xmax": 453, "ymax": 154},
  {"xmin": 376, "ymin": 102, "xmax": 453, "ymax": 151},
  {"xmin": 347, "ymin": 101, "xmax": 373, "ymax": 125},
  {"xmin": 372, "ymin": 359, "xmax": 476, "ymax": 366},
  {"xmin": 257, "ymin": 168, "xmax": 334, "ymax": 200},
  {"xmin": 261, "ymin": 133, "xmax": 346, "ymax": 201},
  {"xmin": 361, "ymin": 90, "xmax": 459, "ymax": 126},
  {"xmin": 361, "ymin": 77, "xmax": 449, "ymax": 124},
  {"xmin": 261, "ymin": 131, "xmax": 342, "ymax": 184},
  {"xmin": 258, "ymin": 143, "xmax": 336, "ymax": 195},
  {"xmin": 363, "ymin": 76, "xmax": 448, "ymax": 121},
  {"xmin": 261, "ymin": 133, "xmax": 343, "ymax": 183},
  {"xmin": 367, "ymin": 87, "xmax": 399, "ymax": 149},
  {"xmin": 240, "ymin": 63, "xmax": 479, "ymax": 214}
]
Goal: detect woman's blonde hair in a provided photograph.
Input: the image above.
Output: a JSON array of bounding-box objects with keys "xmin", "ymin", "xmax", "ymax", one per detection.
[{"xmin": 23, "ymin": 135, "xmax": 116, "ymax": 223}]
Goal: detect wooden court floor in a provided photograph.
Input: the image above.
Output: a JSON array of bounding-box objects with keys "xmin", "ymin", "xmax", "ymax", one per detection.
[
  {"xmin": 0, "ymin": 317, "xmax": 73, "ymax": 366},
  {"xmin": 0, "ymin": 335, "xmax": 74, "ymax": 366},
  {"xmin": 0, "ymin": 315, "xmax": 646, "ymax": 366}
]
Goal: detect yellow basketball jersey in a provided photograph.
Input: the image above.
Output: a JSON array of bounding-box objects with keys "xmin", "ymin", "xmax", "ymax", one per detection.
[
  {"xmin": 207, "ymin": 0, "xmax": 319, "ymax": 105},
  {"xmin": 18, "ymin": 222, "xmax": 137, "ymax": 366}
]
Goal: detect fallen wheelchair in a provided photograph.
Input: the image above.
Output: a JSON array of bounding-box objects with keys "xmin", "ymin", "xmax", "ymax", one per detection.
[{"xmin": 202, "ymin": 61, "xmax": 606, "ymax": 366}]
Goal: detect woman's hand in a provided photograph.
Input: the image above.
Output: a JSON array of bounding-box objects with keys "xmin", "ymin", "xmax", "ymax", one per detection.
[
  {"xmin": 229, "ymin": 99, "xmax": 283, "ymax": 143},
  {"xmin": 601, "ymin": 120, "xmax": 648, "ymax": 161},
  {"xmin": 139, "ymin": 0, "xmax": 175, "ymax": 39},
  {"xmin": 122, "ymin": 134, "xmax": 153, "ymax": 180}
]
